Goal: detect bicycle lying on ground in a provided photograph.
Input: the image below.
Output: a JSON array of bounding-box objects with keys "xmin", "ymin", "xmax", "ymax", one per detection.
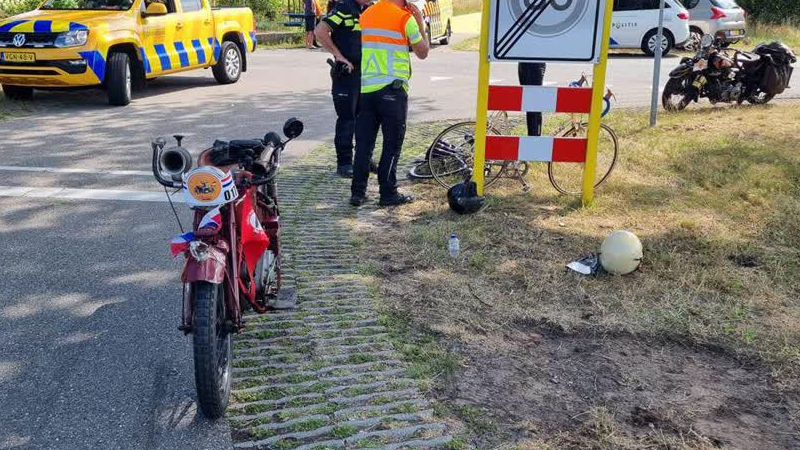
[{"xmin": 410, "ymin": 75, "xmax": 619, "ymax": 196}]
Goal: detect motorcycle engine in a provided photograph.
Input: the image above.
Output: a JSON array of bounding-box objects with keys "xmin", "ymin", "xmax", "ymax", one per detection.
[{"xmin": 706, "ymin": 80, "xmax": 742, "ymax": 103}]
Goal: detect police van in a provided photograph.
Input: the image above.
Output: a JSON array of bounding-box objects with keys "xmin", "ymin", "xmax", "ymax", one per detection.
[
  {"xmin": 610, "ymin": 0, "xmax": 691, "ymax": 56},
  {"xmin": 409, "ymin": 0, "xmax": 454, "ymax": 45}
]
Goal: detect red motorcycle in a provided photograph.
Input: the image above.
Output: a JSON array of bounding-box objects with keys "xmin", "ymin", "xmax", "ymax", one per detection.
[{"xmin": 151, "ymin": 118, "xmax": 303, "ymax": 419}]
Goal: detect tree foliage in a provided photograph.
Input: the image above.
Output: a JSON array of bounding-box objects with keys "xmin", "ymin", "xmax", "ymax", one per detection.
[{"xmin": 735, "ymin": 0, "xmax": 800, "ymax": 24}]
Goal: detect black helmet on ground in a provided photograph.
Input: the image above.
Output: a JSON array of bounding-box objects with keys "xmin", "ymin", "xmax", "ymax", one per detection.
[{"xmin": 447, "ymin": 176, "xmax": 485, "ymax": 215}]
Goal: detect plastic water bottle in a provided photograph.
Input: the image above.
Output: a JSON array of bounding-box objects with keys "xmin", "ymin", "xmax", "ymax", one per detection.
[{"xmin": 448, "ymin": 234, "xmax": 460, "ymax": 258}]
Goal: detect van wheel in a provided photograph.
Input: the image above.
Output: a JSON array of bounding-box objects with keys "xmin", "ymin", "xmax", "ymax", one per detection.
[
  {"xmin": 107, "ymin": 52, "xmax": 132, "ymax": 106},
  {"xmin": 642, "ymin": 29, "xmax": 673, "ymax": 57},
  {"xmin": 2, "ymin": 85, "xmax": 33, "ymax": 101},
  {"xmin": 213, "ymin": 41, "xmax": 242, "ymax": 84},
  {"xmin": 440, "ymin": 21, "xmax": 451, "ymax": 45}
]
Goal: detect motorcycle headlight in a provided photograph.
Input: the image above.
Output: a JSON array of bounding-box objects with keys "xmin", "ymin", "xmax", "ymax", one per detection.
[{"xmin": 54, "ymin": 30, "xmax": 89, "ymax": 48}]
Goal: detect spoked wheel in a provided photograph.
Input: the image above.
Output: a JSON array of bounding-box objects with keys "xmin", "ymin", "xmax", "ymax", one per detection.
[
  {"xmin": 747, "ymin": 89, "xmax": 775, "ymax": 105},
  {"xmin": 548, "ymin": 123, "xmax": 619, "ymax": 196},
  {"xmin": 662, "ymin": 77, "xmax": 692, "ymax": 112},
  {"xmin": 193, "ymin": 281, "xmax": 232, "ymax": 419},
  {"xmin": 408, "ymin": 160, "xmax": 434, "ymax": 179},
  {"xmin": 429, "ymin": 122, "xmax": 503, "ymax": 189},
  {"xmin": 255, "ymin": 249, "xmax": 279, "ymax": 299}
]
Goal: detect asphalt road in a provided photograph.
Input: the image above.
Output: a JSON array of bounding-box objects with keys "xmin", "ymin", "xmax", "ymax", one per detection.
[{"xmin": 0, "ymin": 39, "xmax": 798, "ymax": 450}]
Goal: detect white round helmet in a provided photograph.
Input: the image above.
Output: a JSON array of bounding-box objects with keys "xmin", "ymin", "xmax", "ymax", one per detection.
[
  {"xmin": 599, "ymin": 230, "xmax": 643, "ymax": 275},
  {"xmin": 182, "ymin": 166, "xmax": 238, "ymax": 208}
]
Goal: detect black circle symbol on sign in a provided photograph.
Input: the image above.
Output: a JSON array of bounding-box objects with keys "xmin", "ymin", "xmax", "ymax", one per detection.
[{"xmin": 508, "ymin": 0, "xmax": 590, "ymax": 37}]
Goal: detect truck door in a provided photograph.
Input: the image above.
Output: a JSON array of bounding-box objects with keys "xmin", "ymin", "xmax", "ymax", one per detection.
[
  {"xmin": 425, "ymin": 0, "xmax": 442, "ymax": 38},
  {"xmin": 176, "ymin": 0, "xmax": 215, "ymax": 67},
  {"xmin": 141, "ymin": 0, "xmax": 185, "ymax": 73}
]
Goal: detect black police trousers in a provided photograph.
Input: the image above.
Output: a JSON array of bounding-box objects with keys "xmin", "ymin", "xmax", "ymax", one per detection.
[
  {"xmin": 518, "ymin": 62, "xmax": 547, "ymax": 136},
  {"xmin": 351, "ymin": 84, "xmax": 408, "ymax": 199},
  {"xmin": 332, "ymin": 71, "xmax": 360, "ymax": 167}
]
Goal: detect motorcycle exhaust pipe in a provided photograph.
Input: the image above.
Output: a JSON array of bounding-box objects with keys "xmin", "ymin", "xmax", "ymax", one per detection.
[{"xmin": 159, "ymin": 146, "xmax": 193, "ymax": 182}]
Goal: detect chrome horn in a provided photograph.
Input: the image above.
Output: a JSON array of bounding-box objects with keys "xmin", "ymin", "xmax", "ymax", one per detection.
[{"xmin": 158, "ymin": 134, "xmax": 193, "ymax": 182}]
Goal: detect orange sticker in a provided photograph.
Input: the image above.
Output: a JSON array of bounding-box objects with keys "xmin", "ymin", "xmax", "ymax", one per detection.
[{"xmin": 187, "ymin": 171, "xmax": 221, "ymax": 202}]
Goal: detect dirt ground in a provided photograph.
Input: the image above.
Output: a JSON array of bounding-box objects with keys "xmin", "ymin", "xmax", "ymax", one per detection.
[
  {"xmin": 443, "ymin": 323, "xmax": 799, "ymax": 449},
  {"xmin": 352, "ymin": 105, "xmax": 800, "ymax": 449}
]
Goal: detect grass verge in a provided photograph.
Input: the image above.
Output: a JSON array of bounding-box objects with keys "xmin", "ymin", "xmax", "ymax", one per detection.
[
  {"xmin": 453, "ymin": 0, "xmax": 482, "ymax": 16},
  {"xmin": 352, "ymin": 103, "xmax": 800, "ymax": 449}
]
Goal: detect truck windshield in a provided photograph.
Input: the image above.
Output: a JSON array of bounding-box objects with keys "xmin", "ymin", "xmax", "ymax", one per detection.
[{"xmin": 40, "ymin": 0, "xmax": 134, "ymax": 10}]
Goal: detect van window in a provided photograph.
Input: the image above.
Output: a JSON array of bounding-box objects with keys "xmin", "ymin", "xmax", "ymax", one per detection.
[
  {"xmin": 615, "ymin": 0, "xmax": 670, "ymax": 11},
  {"xmin": 711, "ymin": 0, "xmax": 738, "ymax": 8},
  {"xmin": 181, "ymin": 0, "xmax": 202, "ymax": 12}
]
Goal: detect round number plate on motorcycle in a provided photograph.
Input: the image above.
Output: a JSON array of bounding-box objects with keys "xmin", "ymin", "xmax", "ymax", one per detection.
[{"xmin": 183, "ymin": 166, "xmax": 238, "ymax": 207}]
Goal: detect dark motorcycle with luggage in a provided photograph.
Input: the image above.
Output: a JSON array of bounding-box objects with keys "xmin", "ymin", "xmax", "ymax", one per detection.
[{"xmin": 663, "ymin": 35, "xmax": 796, "ymax": 111}]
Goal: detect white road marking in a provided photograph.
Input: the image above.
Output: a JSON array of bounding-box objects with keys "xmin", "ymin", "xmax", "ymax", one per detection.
[
  {"xmin": 0, "ymin": 165, "xmax": 153, "ymax": 176},
  {"xmin": 0, "ymin": 186, "xmax": 184, "ymax": 203},
  {"xmin": 489, "ymin": 78, "xmax": 504, "ymax": 83},
  {"xmin": 430, "ymin": 76, "xmax": 453, "ymax": 82}
]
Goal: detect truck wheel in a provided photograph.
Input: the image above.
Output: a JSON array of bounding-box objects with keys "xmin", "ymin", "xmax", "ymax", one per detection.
[
  {"xmin": 2, "ymin": 85, "xmax": 33, "ymax": 101},
  {"xmin": 213, "ymin": 41, "xmax": 242, "ymax": 84},
  {"xmin": 106, "ymin": 52, "xmax": 132, "ymax": 106},
  {"xmin": 440, "ymin": 21, "xmax": 451, "ymax": 45}
]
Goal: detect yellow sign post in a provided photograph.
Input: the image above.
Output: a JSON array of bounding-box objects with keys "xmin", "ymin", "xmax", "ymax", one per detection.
[
  {"xmin": 471, "ymin": 0, "xmax": 494, "ymax": 196},
  {"xmin": 472, "ymin": 0, "xmax": 615, "ymax": 203},
  {"xmin": 581, "ymin": 0, "xmax": 615, "ymax": 206}
]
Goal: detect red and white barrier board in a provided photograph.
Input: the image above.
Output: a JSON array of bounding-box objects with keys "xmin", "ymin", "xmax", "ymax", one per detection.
[
  {"xmin": 487, "ymin": 86, "xmax": 593, "ymax": 113},
  {"xmin": 485, "ymin": 135, "xmax": 587, "ymax": 163}
]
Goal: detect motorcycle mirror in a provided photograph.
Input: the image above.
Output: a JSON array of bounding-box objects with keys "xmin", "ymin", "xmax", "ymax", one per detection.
[
  {"xmin": 701, "ymin": 35, "xmax": 713, "ymax": 48},
  {"xmin": 283, "ymin": 118, "xmax": 304, "ymax": 140},
  {"xmin": 263, "ymin": 132, "xmax": 282, "ymax": 148}
]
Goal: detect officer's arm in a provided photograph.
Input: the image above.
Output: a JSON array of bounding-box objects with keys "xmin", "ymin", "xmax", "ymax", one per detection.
[
  {"xmin": 315, "ymin": 21, "xmax": 353, "ymax": 70},
  {"xmin": 406, "ymin": 5, "xmax": 429, "ymax": 60}
]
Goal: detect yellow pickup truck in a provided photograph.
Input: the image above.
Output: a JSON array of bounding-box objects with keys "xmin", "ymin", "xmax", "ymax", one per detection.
[{"xmin": 0, "ymin": 0, "xmax": 256, "ymax": 105}]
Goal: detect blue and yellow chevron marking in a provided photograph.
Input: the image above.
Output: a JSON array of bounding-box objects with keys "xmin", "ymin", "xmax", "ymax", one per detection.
[
  {"xmin": 191, "ymin": 39, "xmax": 206, "ymax": 65},
  {"xmin": 174, "ymin": 41, "xmax": 190, "ymax": 67},
  {"xmin": 249, "ymin": 31, "xmax": 257, "ymax": 52},
  {"xmin": 78, "ymin": 50, "xmax": 105, "ymax": 83},
  {"xmin": 208, "ymin": 37, "xmax": 220, "ymax": 62},
  {"xmin": 0, "ymin": 20, "xmax": 87, "ymax": 33},
  {"xmin": 139, "ymin": 47, "xmax": 152, "ymax": 74},
  {"xmin": 153, "ymin": 43, "xmax": 171, "ymax": 70}
]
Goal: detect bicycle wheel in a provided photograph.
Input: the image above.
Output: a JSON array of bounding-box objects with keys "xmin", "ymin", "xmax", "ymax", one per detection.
[
  {"xmin": 429, "ymin": 122, "xmax": 504, "ymax": 189},
  {"xmin": 407, "ymin": 160, "xmax": 434, "ymax": 179},
  {"xmin": 548, "ymin": 123, "xmax": 618, "ymax": 196}
]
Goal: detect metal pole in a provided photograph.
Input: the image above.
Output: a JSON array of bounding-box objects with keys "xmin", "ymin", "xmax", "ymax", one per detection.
[
  {"xmin": 581, "ymin": 0, "xmax": 614, "ymax": 206},
  {"xmin": 471, "ymin": 0, "xmax": 493, "ymax": 196},
  {"xmin": 649, "ymin": 0, "xmax": 666, "ymax": 127}
]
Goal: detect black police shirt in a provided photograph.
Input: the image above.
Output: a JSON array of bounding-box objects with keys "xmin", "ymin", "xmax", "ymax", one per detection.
[{"xmin": 322, "ymin": 0, "xmax": 365, "ymax": 65}]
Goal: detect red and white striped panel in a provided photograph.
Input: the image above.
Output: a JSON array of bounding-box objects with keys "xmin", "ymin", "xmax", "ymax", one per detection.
[
  {"xmin": 487, "ymin": 86, "xmax": 593, "ymax": 113},
  {"xmin": 485, "ymin": 135, "xmax": 587, "ymax": 163}
]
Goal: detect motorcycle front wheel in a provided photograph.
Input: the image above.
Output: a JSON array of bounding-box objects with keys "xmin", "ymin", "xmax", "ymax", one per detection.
[
  {"xmin": 192, "ymin": 281, "xmax": 232, "ymax": 419},
  {"xmin": 662, "ymin": 77, "xmax": 692, "ymax": 111}
]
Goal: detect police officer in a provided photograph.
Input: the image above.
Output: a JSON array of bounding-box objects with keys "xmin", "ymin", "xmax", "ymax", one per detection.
[
  {"xmin": 518, "ymin": 62, "xmax": 547, "ymax": 136},
  {"xmin": 349, "ymin": 0, "xmax": 429, "ymax": 207},
  {"xmin": 315, "ymin": 0, "xmax": 371, "ymax": 177}
]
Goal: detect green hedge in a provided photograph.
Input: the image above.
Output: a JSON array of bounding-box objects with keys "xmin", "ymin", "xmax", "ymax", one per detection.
[
  {"xmin": 736, "ymin": 0, "xmax": 800, "ymax": 24},
  {"xmin": 0, "ymin": 0, "xmax": 42, "ymax": 19}
]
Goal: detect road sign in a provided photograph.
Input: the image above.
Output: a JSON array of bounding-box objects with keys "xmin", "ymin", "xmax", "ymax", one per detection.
[{"xmin": 489, "ymin": 0, "xmax": 608, "ymax": 63}]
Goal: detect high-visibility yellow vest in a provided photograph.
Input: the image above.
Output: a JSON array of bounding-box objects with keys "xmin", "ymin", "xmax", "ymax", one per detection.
[{"xmin": 359, "ymin": 0, "xmax": 420, "ymax": 93}]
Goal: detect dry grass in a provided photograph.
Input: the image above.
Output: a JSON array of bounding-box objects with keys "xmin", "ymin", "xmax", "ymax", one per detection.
[
  {"xmin": 353, "ymin": 103, "xmax": 800, "ymax": 447},
  {"xmin": 366, "ymin": 104, "xmax": 800, "ymax": 370},
  {"xmin": 453, "ymin": 0, "xmax": 482, "ymax": 17},
  {"xmin": 738, "ymin": 21, "xmax": 800, "ymax": 51}
]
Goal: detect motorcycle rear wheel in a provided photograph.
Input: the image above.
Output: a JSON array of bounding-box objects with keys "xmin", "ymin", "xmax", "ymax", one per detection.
[
  {"xmin": 747, "ymin": 91, "xmax": 775, "ymax": 105},
  {"xmin": 662, "ymin": 77, "xmax": 692, "ymax": 111},
  {"xmin": 193, "ymin": 281, "xmax": 232, "ymax": 419}
]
